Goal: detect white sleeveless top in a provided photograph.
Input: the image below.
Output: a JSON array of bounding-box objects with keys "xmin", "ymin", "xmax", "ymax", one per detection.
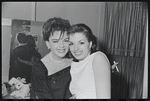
[{"xmin": 69, "ymin": 51, "xmax": 109, "ymax": 99}]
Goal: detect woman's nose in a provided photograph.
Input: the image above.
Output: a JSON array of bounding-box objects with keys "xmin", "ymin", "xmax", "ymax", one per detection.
[
  {"xmin": 59, "ymin": 41, "xmax": 64, "ymax": 47},
  {"xmin": 74, "ymin": 45, "xmax": 79, "ymax": 51}
]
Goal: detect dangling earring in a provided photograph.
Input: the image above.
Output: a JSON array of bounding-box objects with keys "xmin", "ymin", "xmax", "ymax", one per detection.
[
  {"xmin": 90, "ymin": 41, "xmax": 92, "ymax": 54},
  {"xmin": 45, "ymin": 41, "xmax": 50, "ymax": 49},
  {"xmin": 47, "ymin": 46, "xmax": 50, "ymax": 49}
]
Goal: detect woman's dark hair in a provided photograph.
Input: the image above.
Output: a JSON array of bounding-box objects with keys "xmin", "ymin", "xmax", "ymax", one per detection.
[
  {"xmin": 42, "ymin": 17, "xmax": 71, "ymax": 41},
  {"xmin": 68, "ymin": 23, "xmax": 97, "ymax": 54},
  {"xmin": 27, "ymin": 35, "xmax": 36, "ymax": 48},
  {"xmin": 17, "ymin": 32, "xmax": 27, "ymax": 44}
]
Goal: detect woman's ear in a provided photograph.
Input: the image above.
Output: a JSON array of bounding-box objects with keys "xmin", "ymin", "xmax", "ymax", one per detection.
[
  {"xmin": 89, "ymin": 41, "xmax": 92, "ymax": 49},
  {"xmin": 45, "ymin": 41, "xmax": 50, "ymax": 49}
]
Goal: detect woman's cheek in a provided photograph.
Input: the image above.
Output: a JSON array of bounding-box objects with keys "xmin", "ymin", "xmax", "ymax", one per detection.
[{"xmin": 70, "ymin": 47, "xmax": 74, "ymax": 54}]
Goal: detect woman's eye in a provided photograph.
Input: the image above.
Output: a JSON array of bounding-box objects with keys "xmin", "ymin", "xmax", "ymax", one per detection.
[
  {"xmin": 64, "ymin": 40, "xmax": 69, "ymax": 42},
  {"xmin": 53, "ymin": 41, "xmax": 58, "ymax": 43},
  {"xmin": 80, "ymin": 42, "xmax": 85, "ymax": 45},
  {"xmin": 69, "ymin": 42, "xmax": 73, "ymax": 46}
]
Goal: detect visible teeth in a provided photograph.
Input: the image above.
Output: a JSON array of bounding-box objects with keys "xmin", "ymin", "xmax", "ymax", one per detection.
[
  {"xmin": 75, "ymin": 53, "xmax": 80, "ymax": 54},
  {"xmin": 74, "ymin": 52, "xmax": 82, "ymax": 55},
  {"xmin": 57, "ymin": 49, "xmax": 65, "ymax": 53}
]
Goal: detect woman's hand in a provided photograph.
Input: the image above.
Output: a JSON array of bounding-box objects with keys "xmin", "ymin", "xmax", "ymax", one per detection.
[
  {"xmin": 112, "ymin": 61, "xmax": 119, "ymax": 72},
  {"xmin": 69, "ymin": 94, "xmax": 76, "ymax": 99}
]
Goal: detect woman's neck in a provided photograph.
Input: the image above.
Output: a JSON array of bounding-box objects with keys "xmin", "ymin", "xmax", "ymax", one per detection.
[
  {"xmin": 50, "ymin": 52, "xmax": 65, "ymax": 63},
  {"xmin": 78, "ymin": 52, "xmax": 91, "ymax": 62}
]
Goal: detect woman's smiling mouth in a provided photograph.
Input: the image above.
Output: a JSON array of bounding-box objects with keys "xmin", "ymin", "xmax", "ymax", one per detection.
[
  {"xmin": 57, "ymin": 49, "xmax": 66, "ymax": 53},
  {"xmin": 74, "ymin": 51, "xmax": 82, "ymax": 56}
]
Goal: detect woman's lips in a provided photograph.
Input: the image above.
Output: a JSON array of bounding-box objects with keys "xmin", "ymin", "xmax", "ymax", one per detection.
[
  {"xmin": 57, "ymin": 49, "xmax": 65, "ymax": 53},
  {"xmin": 74, "ymin": 51, "xmax": 82, "ymax": 56}
]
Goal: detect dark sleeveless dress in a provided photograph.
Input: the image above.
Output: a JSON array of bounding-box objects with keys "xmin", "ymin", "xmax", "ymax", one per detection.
[{"xmin": 30, "ymin": 60, "xmax": 72, "ymax": 99}]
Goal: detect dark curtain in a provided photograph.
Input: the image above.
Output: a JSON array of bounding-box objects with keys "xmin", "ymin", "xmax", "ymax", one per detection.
[{"xmin": 103, "ymin": 2, "xmax": 147, "ymax": 99}]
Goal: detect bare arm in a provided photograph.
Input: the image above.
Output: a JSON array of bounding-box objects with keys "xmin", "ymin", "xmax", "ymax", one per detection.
[{"xmin": 92, "ymin": 52, "xmax": 111, "ymax": 99}]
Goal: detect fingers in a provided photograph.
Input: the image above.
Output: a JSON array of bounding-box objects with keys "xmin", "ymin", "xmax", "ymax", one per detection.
[{"xmin": 70, "ymin": 94, "xmax": 76, "ymax": 99}]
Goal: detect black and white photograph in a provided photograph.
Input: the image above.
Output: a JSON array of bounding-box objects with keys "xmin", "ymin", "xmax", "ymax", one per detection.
[{"xmin": 2, "ymin": 2, "xmax": 148, "ymax": 99}]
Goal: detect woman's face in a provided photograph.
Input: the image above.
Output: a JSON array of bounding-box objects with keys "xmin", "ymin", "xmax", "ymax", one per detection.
[
  {"xmin": 69, "ymin": 32, "xmax": 92, "ymax": 61},
  {"xmin": 46, "ymin": 31, "xmax": 69, "ymax": 60}
]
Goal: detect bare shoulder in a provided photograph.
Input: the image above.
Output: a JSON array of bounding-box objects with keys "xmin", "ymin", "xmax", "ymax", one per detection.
[
  {"xmin": 93, "ymin": 52, "xmax": 109, "ymax": 63},
  {"xmin": 41, "ymin": 53, "xmax": 50, "ymax": 63},
  {"xmin": 92, "ymin": 51, "xmax": 110, "ymax": 69}
]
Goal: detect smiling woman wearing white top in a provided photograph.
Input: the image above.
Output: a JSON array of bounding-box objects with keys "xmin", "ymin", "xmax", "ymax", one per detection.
[{"xmin": 68, "ymin": 23, "xmax": 111, "ymax": 99}]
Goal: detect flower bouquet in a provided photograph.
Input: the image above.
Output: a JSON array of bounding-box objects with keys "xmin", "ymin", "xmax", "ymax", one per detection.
[{"xmin": 2, "ymin": 77, "xmax": 31, "ymax": 99}]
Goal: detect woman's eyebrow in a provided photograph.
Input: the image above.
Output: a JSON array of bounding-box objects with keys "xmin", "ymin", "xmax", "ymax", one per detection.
[
  {"xmin": 79, "ymin": 39, "xmax": 85, "ymax": 42},
  {"xmin": 52, "ymin": 39, "xmax": 59, "ymax": 41},
  {"xmin": 69, "ymin": 39, "xmax": 85, "ymax": 42}
]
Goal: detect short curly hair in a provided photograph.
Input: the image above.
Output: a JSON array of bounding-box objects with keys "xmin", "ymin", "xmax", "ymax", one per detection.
[{"xmin": 42, "ymin": 17, "xmax": 71, "ymax": 41}]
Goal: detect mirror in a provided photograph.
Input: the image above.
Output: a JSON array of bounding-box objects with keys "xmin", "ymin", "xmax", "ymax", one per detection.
[
  {"xmin": 10, "ymin": 19, "xmax": 50, "ymax": 58},
  {"xmin": 2, "ymin": 18, "xmax": 50, "ymax": 82}
]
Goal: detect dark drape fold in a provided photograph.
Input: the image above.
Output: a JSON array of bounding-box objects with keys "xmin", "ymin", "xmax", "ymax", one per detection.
[
  {"xmin": 109, "ymin": 55, "xmax": 144, "ymax": 99},
  {"xmin": 104, "ymin": 2, "xmax": 147, "ymax": 57},
  {"xmin": 103, "ymin": 2, "xmax": 147, "ymax": 99}
]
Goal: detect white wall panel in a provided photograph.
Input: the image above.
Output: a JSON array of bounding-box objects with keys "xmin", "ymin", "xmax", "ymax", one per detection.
[
  {"xmin": 2, "ymin": 2, "xmax": 34, "ymax": 21},
  {"xmin": 36, "ymin": 2, "xmax": 101, "ymax": 39},
  {"xmin": 2, "ymin": 25, "xmax": 11, "ymax": 82}
]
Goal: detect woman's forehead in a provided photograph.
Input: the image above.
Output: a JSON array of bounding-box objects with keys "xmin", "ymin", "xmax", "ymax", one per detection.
[
  {"xmin": 50, "ymin": 31, "xmax": 68, "ymax": 39},
  {"xmin": 69, "ymin": 32, "xmax": 86, "ymax": 39}
]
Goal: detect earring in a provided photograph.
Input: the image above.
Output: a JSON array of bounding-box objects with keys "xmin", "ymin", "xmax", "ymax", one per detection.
[
  {"xmin": 45, "ymin": 41, "xmax": 50, "ymax": 49},
  {"xmin": 47, "ymin": 46, "xmax": 50, "ymax": 49}
]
